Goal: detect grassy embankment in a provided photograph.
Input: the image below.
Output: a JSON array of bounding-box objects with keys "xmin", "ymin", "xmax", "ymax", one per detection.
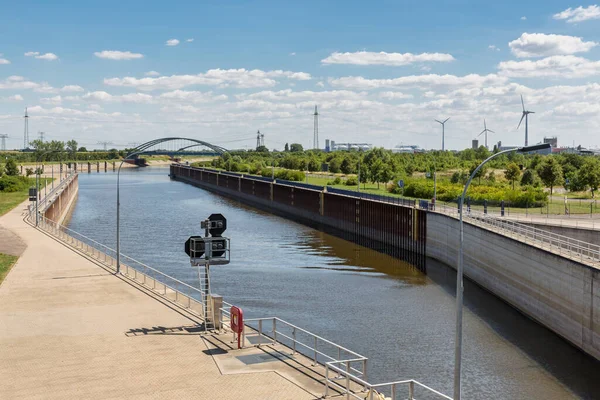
[
  {"xmin": 0, "ymin": 253, "xmax": 18, "ymax": 286},
  {"xmin": 0, "ymin": 177, "xmax": 53, "ymax": 217}
]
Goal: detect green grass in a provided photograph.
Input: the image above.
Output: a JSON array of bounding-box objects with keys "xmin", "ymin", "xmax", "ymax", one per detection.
[
  {"xmin": 0, "ymin": 253, "xmax": 18, "ymax": 285},
  {"xmin": 0, "ymin": 177, "xmax": 53, "ymax": 217},
  {"xmin": 305, "ymin": 176, "xmax": 407, "ymax": 197}
]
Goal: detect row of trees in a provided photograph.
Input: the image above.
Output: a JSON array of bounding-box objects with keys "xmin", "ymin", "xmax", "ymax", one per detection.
[
  {"xmin": 212, "ymin": 146, "xmax": 600, "ymax": 195},
  {"xmin": 2, "ymin": 140, "xmax": 128, "ymax": 162}
]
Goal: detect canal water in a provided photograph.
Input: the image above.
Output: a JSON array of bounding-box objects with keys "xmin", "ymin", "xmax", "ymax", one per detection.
[{"xmin": 67, "ymin": 167, "xmax": 599, "ymax": 399}]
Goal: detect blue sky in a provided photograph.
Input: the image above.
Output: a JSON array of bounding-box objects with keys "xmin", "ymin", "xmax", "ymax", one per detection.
[{"xmin": 1, "ymin": 1, "xmax": 600, "ymax": 150}]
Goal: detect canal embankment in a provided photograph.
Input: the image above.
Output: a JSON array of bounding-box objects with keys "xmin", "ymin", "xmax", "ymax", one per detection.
[{"xmin": 170, "ymin": 164, "xmax": 600, "ymax": 363}]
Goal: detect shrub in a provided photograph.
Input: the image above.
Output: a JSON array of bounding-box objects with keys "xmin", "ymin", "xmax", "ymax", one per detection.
[
  {"xmin": 345, "ymin": 177, "xmax": 358, "ymax": 186},
  {"xmin": 269, "ymin": 169, "xmax": 305, "ymax": 181},
  {"xmin": 333, "ymin": 177, "xmax": 342, "ymax": 185},
  {"xmin": 389, "ymin": 178, "xmax": 547, "ymax": 207},
  {"xmin": 0, "ymin": 175, "xmax": 30, "ymax": 192}
]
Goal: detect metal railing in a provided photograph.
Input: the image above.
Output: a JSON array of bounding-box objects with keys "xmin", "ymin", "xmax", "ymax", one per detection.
[
  {"xmin": 217, "ymin": 306, "xmax": 451, "ymax": 400},
  {"xmin": 429, "ymin": 202, "xmax": 600, "ymax": 265},
  {"xmin": 32, "ymin": 214, "xmax": 206, "ymax": 317}
]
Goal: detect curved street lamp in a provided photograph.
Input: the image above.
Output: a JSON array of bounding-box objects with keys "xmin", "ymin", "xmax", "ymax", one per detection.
[
  {"xmin": 116, "ymin": 149, "xmax": 145, "ymax": 274},
  {"xmin": 453, "ymin": 142, "xmax": 551, "ymax": 400}
]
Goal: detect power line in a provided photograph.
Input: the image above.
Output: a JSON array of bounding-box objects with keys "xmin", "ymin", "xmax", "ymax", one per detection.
[
  {"xmin": 0, "ymin": 134, "xmax": 7, "ymax": 151},
  {"xmin": 97, "ymin": 141, "xmax": 114, "ymax": 151},
  {"xmin": 23, "ymin": 108, "xmax": 29, "ymax": 149},
  {"xmin": 313, "ymin": 105, "xmax": 319, "ymax": 150}
]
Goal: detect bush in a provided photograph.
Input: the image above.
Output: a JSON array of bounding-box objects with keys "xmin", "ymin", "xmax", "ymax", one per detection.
[
  {"xmin": 5, "ymin": 159, "xmax": 19, "ymax": 176},
  {"xmin": 0, "ymin": 175, "xmax": 30, "ymax": 192},
  {"xmin": 389, "ymin": 178, "xmax": 547, "ymax": 207},
  {"xmin": 262, "ymin": 168, "xmax": 305, "ymax": 181},
  {"xmin": 345, "ymin": 177, "xmax": 358, "ymax": 186},
  {"xmin": 333, "ymin": 177, "xmax": 342, "ymax": 185}
]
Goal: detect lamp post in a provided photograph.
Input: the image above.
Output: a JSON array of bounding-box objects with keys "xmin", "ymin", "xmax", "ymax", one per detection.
[
  {"xmin": 453, "ymin": 143, "xmax": 550, "ymax": 400},
  {"xmin": 357, "ymin": 158, "xmax": 361, "ymax": 193},
  {"xmin": 116, "ymin": 150, "xmax": 144, "ymax": 274}
]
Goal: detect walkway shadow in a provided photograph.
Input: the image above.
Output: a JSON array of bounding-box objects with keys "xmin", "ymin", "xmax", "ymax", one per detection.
[{"xmin": 125, "ymin": 324, "xmax": 207, "ymax": 337}]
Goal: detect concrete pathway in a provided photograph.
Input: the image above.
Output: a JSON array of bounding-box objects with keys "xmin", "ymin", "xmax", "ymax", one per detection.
[{"xmin": 0, "ymin": 201, "xmax": 328, "ymax": 399}]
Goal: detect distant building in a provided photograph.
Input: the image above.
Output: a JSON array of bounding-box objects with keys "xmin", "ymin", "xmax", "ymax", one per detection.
[
  {"xmin": 325, "ymin": 139, "xmax": 330, "ymax": 152},
  {"xmin": 472, "ymin": 139, "xmax": 479, "ymax": 150},
  {"xmin": 543, "ymin": 137, "xmax": 558, "ymax": 148},
  {"xmin": 328, "ymin": 141, "xmax": 372, "ymax": 151},
  {"xmin": 391, "ymin": 145, "xmax": 424, "ymax": 154}
]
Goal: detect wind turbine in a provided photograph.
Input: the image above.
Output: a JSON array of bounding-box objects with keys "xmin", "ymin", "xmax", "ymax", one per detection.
[
  {"xmin": 517, "ymin": 95, "xmax": 535, "ymax": 146},
  {"xmin": 435, "ymin": 117, "xmax": 450, "ymax": 151},
  {"xmin": 478, "ymin": 119, "xmax": 494, "ymax": 149}
]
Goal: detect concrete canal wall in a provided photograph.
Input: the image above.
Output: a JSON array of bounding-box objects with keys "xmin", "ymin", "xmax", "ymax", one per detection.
[
  {"xmin": 427, "ymin": 212, "xmax": 600, "ymax": 361},
  {"xmin": 170, "ymin": 164, "xmax": 600, "ymax": 361},
  {"xmin": 42, "ymin": 174, "xmax": 79, "ymax": 225}
]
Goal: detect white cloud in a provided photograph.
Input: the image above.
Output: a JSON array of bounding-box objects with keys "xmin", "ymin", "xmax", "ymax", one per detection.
[
  {"xmin": 104, "ymin": 68, "xmax": 312, "ymax": 90},
  {"xmin": 0, "ymin": 76, "xmax": 41, "ymax": 90},
  {"xmin": 186, "ymin": 38, "xmax": 194, "ymax": 43},
  {"xmin": 379, "ymin": 91, "xmax": 413, "ymax": 100},
  {"xmin": 159, "ymin": 90, "xmax": 227, "ymax": 103},
  {"xmin": 0, "ymin": 57, "xmax": 10, "ymax": 65},
  {"xmin": 238, "ymin": 89, "xmax": 367, "ymax": 103},
  {"xmin": 145, "ymin": 71, "xmax": 160, "ymax": 77},
  {"xmin": 25, "ymin": 51, "xmax": 58, "ymax": 60},
  {"xmin": 509, "ymin": 33, "xmax": 597, "ymax": 58},
  {"xmin": 40, "ymin": 95, "xmax": 63, "ymax": 105},
  {"xmin": 316, "ymin": 81, "xmax": 325, "ymax": 88},
  {"xmin": 488, "ymin": 45, "xmax": 500, "ymax": 51},
  {"xmin": 166, "ymin": 39, "xmax": 180, "ymax": 46},
  {"xmin": 321, "ymin": 51, "xmax": 455, "ymax": 66},
  {"xmin": 498, "ymin": 55, "xmax": 600, "ymax": 78},
  {"xmin": 290, "ymin": 52, "xmax": 296, "ymax": 56},
  {"xmin": 2, "ymin": 94, "xmax": 24, "ymax": 102},
  {"xmin": 34, "ymin": 84, "xmax": 58, "ymax": 94},
  {"xmin": 330, "ymin": 73, "xmax": 508, "ymax": 90},
  {"xmin": 94, "ymin": 50, "xmax": 144, "ymax": 60},
  {"xmin": 82, "ymin": 91, "xmax": 154, "ymax": 104},
  {"xmin": 553, "ymin": 5, "xmax": 600, "ymax": 23},
  {"xmin": 61, "ymin": 85, "xmax": 84, "ymax": 92},
  {"xmin": 521, "ymin": 16, "xmax": 527, "ymax": 20}
]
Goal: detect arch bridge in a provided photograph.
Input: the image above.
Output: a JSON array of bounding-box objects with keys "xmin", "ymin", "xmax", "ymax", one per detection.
[{"xmin": 125, "ymin": 137, "xmax": 229, "ymax": 161}]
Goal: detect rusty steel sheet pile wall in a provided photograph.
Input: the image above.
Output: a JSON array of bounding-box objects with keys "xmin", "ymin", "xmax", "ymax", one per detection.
[{"xmin": 170, "ymin": 164, "xmax": 426, "ymax": 271}]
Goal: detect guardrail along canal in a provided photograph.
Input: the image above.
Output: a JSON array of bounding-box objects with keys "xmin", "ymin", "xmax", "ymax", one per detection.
[{"xmin": 67, "ymin": 167, "xmax": 600, "ymax": 399}]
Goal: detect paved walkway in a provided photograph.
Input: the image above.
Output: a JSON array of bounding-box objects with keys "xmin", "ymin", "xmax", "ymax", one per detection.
[{"xmin": 0, "ymin": 200, "xmax": 331, "ymax": 399}]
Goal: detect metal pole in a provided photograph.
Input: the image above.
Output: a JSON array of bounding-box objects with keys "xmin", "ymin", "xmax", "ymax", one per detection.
[
  {"xmin": 35, "ymin": 165, "xmax": 39, "ymax": 226},
  {"xmin": 434, "ymin": 171, "xmax": 437, "ymax": 203},
  {"xmin": 116, "ymin": 150, "xmax": 143, "ymax": 274},
  {"xmin": 357, "ymin": 160, "xmax": 360, "ymax": 193},
  {"xmin": 454, "ymin": 148, "xmax": 516, "ymax": 400},
  {"xmin": 116, "ymin": 161, "xmax": 122, "ymax": 274}
]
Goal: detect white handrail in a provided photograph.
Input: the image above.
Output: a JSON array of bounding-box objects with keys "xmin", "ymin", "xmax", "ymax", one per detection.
[{"xmin": 431, "ymin": 202, "xmax": 600, "ymax": 265}]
